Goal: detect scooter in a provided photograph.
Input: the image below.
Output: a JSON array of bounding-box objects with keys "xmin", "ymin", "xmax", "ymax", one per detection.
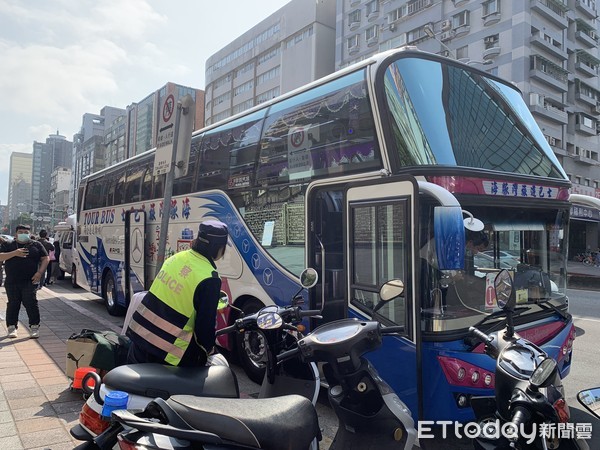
[
  {"xmin": 469, "ymin": 269, "xmax": 589, "ymax": 450},
  {"xmin": 72, "ymin": 268, "xmax": 323, "ymax": 449},
  {"xmin": 111, "ymin": 277, "xmax": 418, "ymax": 450}
]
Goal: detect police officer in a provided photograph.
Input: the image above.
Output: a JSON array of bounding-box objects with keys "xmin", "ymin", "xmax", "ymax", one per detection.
[{"xmin": 126, "ymin": 220, "xmax": 228, "ymax": 367}]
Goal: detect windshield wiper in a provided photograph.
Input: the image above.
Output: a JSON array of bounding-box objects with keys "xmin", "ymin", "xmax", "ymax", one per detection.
[
  {"xmin": 533, "ymin": 298, "xmax": 569, "ymax": 321},
  {"xmin": 463, "ymin": 307, "xmax": 530, "ymax": 348}
]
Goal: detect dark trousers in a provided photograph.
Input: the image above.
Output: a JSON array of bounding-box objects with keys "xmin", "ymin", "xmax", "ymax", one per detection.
[{"xmin": 5, "ymin": 282, "xmax": 40, "ymax": 327}]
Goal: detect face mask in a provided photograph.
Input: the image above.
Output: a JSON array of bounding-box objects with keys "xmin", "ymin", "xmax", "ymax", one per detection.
[{"xmin": 17, "ymin": 233, "xmax": 30, "ymax": 243}]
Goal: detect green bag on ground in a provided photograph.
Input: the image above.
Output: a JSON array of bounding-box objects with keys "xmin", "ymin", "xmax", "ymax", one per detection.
[{"xmin": 66, "ymin": 329, "xmax": 131, "ymax": 377}]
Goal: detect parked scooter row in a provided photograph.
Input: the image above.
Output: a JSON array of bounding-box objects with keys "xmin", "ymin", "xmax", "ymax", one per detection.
[
  {"xmin": 73, "ymin": 268, "xmax": 599, "ymax": 450},
  {"xmin": 72, "ymin": 269, "xmax": 322, "ymax": 449}
]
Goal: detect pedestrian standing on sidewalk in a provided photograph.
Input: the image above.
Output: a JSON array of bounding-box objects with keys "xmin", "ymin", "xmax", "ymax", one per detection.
[
  {"xmin": 38, "ymin": 229, "xmax": 55, "ymax": 286},
  {"xmin": 0, "ymin": 224, "xmax": 49, "ymax": 339}
]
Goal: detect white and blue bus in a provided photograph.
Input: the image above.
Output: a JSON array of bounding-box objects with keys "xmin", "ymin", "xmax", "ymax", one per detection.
[{"xmin": 76, "ymin": 47, "xmax": 581, "ymax": 425}]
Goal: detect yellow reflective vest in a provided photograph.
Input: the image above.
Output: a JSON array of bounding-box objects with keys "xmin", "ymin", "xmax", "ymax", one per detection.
[{"xmin": 128, "ymin": 250, "xmax": 216, "ymax": 365}]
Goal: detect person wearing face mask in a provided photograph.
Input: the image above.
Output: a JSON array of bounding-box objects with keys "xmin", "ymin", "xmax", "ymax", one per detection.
[
  {"xmin": 126, "ymin": 220, "xmax": 228, "ymax": 367},
  {"xmin": 0, "ymin": 224, "xmax": 49, "ymax": 339}
]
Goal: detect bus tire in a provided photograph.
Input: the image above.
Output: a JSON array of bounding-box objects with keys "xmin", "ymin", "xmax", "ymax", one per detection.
[
  {"xmin": 236, "ymin": 299, "xmax": 267, "ymax": 384},
  {"xmin": 103, "ymin": 271, "xmax": 125, "ymax": 316},
  {"xmin": 70, "ymin": 265, "xmax": 78, "ymax": 288}
]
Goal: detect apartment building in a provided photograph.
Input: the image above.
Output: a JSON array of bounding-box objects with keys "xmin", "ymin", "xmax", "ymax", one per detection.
[
  {"xmin": 204, "ymin": 0, "xmax": 336, "ymax": 126},
  {"xmin": 335, "ymin": 0, "xmax": 600, "ymax": 254}
]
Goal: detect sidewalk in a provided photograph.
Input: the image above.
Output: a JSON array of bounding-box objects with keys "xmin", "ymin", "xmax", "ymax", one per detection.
[{"xmin": 0, "ymin": 285, "xmax": 121, "ymax": 450}]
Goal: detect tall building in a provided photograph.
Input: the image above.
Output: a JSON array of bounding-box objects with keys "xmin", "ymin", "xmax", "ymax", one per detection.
[
  {"xmin": 7, "ymin": 152, "xmax": 33, "ymax": 224},
  {"xmin": 333, "ymin": 0, "xmax": 600, "ymax": 254},
  {"xmin": 32, "ymin": 132, "xmax": 73, "ymax": 219},
  {"xmin": 204, "ymin": 0, "xmax": 336, "ymax": 125},
  {"xmin": 126, "ymin": 82, "xmax": 205, "ymax": 157},
  {"xmin": 50, "ymin": 167, "xmax": 71, "ymax": 226},
  {"xmin": 71, "ymin": 106, "xmax": 125, "ymax": 211}
]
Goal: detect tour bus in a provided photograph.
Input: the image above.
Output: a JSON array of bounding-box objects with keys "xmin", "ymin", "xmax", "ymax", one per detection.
[
  {"xmin": 54, "ymin": 214, "xmax": 78, "ymax": 287},
  {"xmin": 75, "ymin": 47, "xmax": 585, "ymax": 425}
]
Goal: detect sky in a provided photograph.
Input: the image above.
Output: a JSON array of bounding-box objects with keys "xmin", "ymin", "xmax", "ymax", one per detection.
[{"xmin": 0, "ymin": 0, "xmax": 289, "ymax": 204}]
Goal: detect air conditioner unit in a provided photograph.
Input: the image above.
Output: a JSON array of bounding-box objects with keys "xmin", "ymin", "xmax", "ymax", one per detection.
[
  {"xmin": 440, "ymin": 50, "xmax": 451, "ymax": 58},
  {"xmin": 595, "ymin": 103, "xmax": 600, "ymax": 114},
  {"xmin": 440, "ymin": 31, "xmax": 454, "ymax": 41},
  {"xmin": 441, "ymin": 20, "xmax": 452, "ymax": 31},
  {"xmin": 389, "ymin": 22, "xmax": 397, "ymax": 32}
]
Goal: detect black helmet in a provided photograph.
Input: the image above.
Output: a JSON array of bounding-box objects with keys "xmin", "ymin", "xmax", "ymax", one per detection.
[{"xmin": 196, "ymin": 220, "xmax": 228, "ymax": 260}]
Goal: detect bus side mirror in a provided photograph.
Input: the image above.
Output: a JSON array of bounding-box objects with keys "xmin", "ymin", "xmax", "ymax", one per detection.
[{"xmin": 434, "ymin": 206, "xmax": 465, "ymax": 271}]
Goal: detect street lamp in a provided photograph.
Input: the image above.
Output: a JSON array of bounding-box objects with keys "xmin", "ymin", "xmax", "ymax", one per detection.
[{"xmin": 423, "ymin": 25, "xmax": 457, "ymax": 60}]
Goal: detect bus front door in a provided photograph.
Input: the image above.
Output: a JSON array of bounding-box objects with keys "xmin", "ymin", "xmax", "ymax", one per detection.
[
  {"xmin": 343, "ymin": 177, "xmax": 421, "ymax": 420},
  {"xmin": 124, "ymin": 210, "xmax": 146, "ymax": 306}
]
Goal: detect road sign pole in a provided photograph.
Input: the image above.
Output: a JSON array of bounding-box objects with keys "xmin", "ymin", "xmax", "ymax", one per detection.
[{"xmin": 156, "ymin": 101, "xmax": 183, "ymax": 274}]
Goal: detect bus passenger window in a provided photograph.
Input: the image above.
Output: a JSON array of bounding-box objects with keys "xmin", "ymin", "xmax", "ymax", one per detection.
[{"xmin": 141, "ymin": 167, "xmax": 153, "ymax": 201}]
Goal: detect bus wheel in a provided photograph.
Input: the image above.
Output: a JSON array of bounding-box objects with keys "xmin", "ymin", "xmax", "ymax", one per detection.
[
  {"xmin": 236, "ymin": 299, "xmax": 267, "ymax": 384},
  {"xmin": 70, "ymin": 265, "xmax": 78, "ymax": 288},
  {"xmin": 103, "ymin": 271, "xmax": 125, "ymax": 316}
]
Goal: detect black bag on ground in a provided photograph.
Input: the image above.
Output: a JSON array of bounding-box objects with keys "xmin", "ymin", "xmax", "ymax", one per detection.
[{"xmin": 66, "ymin": 329, "xmax": 130, "ymax": 378}]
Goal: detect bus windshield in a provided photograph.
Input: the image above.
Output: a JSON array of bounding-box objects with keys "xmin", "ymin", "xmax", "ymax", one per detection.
[
  {"xmin": 380, "ymin": 56, "xmax": 567, "ymax": 179},
  {"xmin": 420, "ymin": 201, "xmax": 569, "ymax": 333}
]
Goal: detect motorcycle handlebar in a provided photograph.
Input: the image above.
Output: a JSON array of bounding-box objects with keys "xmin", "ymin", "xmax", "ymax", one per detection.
[
  {"xmin": 507, "ymin": 406, "xmax": 531, "ymax": 442},
  {"xmin": 469, "ymin": 326, "xmax": 492, "ymax": 344},
  {"xmin": 298, "ymin": 309, "xmax": 322, "ymax": 319},
  {"xmin": 276, "ymin": 346, "xmax": 300, "ymax": 362},
  {"xmin": 381, "ymin": 326, "xmax": 405, "ymax": 335},
  {"xmin": 216, "ymin": 323, "xmax": 239, "ymax": 336}
]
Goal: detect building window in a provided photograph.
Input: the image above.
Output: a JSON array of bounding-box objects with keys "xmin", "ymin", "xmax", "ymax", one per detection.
[
  {"xmin": 484, "ymin": 34, "xmax": 499, "ymax": 49},
  {"xmin": 366, "ymin": 25, "xmax": 379, "ymax": 42},
  {"xmin": 256, "ymin": 87, "xmax": 280, "ymax": 104},
  {"xmin": 349, "ymin": 9, "xmax": 361, "ymax": 26},
  {"xmin": 366, "ymin": 0, "xmax": 379, "ymax": 16},
  {"xmin": 482, "ymin": 0, "xmax": 500, "ymax": 16},
  {"xmin": 407, "ymin": 25, "xmax": 430, "ymax": 43},
  {"xmin": 258, "ymin": 46, "xmax": 280, "ymax": 65},
  {"xmin": 257, "ymin": 66, "xmax": 280, "ymax": 85},
  {"xmin": 348, "ymin": 34, "xmax": 360, "ymax": 50},
  {"xmin": 456, "ymin": 45, "xmax": 468, "ymax": 59},
  {"xmin": 453, "ymin": 10, "xmax": 470, "ymax": 28},
  {"xmin": 234, "ymin": 81, "xmax": 253, "ymax": 96}
]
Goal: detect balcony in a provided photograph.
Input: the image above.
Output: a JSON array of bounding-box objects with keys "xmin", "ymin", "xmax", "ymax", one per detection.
[
  {"xmin": 575, "ymin": 61, "xmax": 599, "ymax": 78},
  {"xmin": 574, "ymin": 154, "xmax": 599, "ymax": 165},
  {"xmin": 575, "ymin": 122, "xmax": 597, "ymax": 136},
  {"xmin": 575, "ymin": 30, "xmax": 598, "ymax": 48},
  {"xmin": 454, "ymin": 24, "xmax": 470, "ymax": 38},
  {"xmin": 530, "ymin": 104, "xmax": 569, "ymax": 124},
  {"xmin": 348, "ymin": 45, "xmax": 360, "ymax": 55},
  {"xmin": 530, "ymin": 0, "xmax": 568, "ymax": 29},
  {"xmin": 530, "ymin": 55, "xmax": 569, "ymax": 91},
  {"xmin": 483, "ymin": 11, "xmax": 501, "ymax": 26},
  {"xmin": 530, "ymin": 34, "xmax": 567, "ymax": 60},
  {"xmin": 348, "ymin": 20, "xmax": 360, "ymax": 31},
  {"xmin": 575, "ymin": 0, "xmax": 597, "ymax": 18},
  {"xmin": 483, "ymin": 46, "xmax": 501, "ymax": 60}
]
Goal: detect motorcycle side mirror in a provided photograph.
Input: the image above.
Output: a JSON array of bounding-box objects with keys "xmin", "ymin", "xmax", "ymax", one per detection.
[
  {"xmin": 577, "ymin": 388, "xmax": 600, "ymax": 420},
  {"xmin": 217, "ymin": 291, "xmax": 230, "ymax": 312},
  {"xmin": 529, "ymin": 358, "xmax": 558, "ymax": 389},
  {"xmin": 256, "ymin": 307, "xmax": 283, "ymax": 330},
  {"xmin": 300, "ymin": 268, "xmax": 319, "ymax": 289},
  {"xmin": 494, "ymin": 269, "xmax": 516, "ymax": 339},
  {"xmin": 373, "ymin": 279, "xmax": 405, "ymax": 313},
  {"xmin": 494, "ymin": 270, "xmax": 515, "ymax": 310},
  {"xmin": 379, "ymin": 279, "xmax": 404, "ymax": 301}
]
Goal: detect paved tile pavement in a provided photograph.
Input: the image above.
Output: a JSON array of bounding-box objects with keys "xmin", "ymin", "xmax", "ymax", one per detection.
[{"xmin": 0, "ymin": 285, "xmax": 121, "ymax": 450}]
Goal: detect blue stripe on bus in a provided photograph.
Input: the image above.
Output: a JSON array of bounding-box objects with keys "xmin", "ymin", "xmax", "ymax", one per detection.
[{"xmin": 198, "ymin": 192, "xmax": 303, "ymax": 305}]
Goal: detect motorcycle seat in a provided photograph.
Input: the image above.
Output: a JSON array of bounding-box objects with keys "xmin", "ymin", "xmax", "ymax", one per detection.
[
  {"xmin": 103, "ymin": 364, "xmax": 239, "ymax": 399},
  {"xmin": 166, "ymin": 394, "xmax": 319, "ymax": 450}
]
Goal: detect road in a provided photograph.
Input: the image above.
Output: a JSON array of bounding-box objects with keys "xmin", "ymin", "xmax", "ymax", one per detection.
[{"xmin": 49, "ymin": 280, "xmax": 600, "ymax": 447}]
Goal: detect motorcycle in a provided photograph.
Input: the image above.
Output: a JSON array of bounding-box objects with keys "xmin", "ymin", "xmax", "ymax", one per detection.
[
  {"xmin": 111, "ymin": 276, "xmax": 418, "ymax": 449},
  {"xmin": 72, "ymin": 268, "xmax": 322, "ymax": 449},
  {"xmin": 469, "ymin": 269, "xmax": 589, "ymax": 450}
]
